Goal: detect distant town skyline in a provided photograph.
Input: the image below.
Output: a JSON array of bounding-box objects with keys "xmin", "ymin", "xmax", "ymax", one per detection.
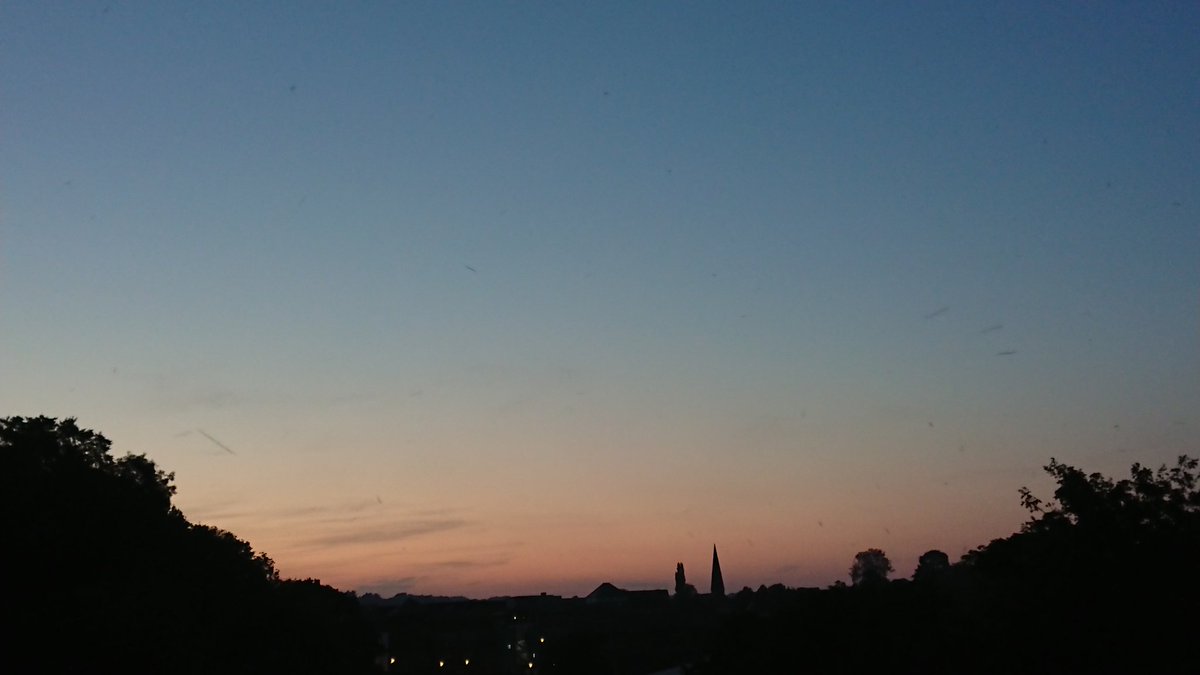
[{"xmin": 3, "ymin": 2, "xmax": 1197, "ymax": 598}]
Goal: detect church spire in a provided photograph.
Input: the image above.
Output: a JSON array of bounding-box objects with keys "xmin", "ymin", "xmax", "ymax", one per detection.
[{"xmin": 710, "ymin": 544, "xmax": 725, "ymax": 597}]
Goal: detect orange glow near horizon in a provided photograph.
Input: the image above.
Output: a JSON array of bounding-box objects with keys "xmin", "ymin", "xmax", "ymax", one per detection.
[{"xmin": 173, "ymin": 455, "xmax": 1036, "ymax": 598}]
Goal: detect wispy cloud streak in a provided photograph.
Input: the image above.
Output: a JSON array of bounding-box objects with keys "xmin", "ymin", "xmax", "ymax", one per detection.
[{"xmin": 302, "ymin": 519, "xmax": 469, "ymax": 547}]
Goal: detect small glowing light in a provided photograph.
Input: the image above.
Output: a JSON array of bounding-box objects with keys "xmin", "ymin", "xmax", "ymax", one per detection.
[
  {"xmin": 464, "ymin": 659, "xmax": 470, "ymax": 666},
  {"xmin": 513, "ymin": 615, "xmax": 518, "ymax": 620},
  {"xmin": 389, "ymin": 657, "xmax": 396, "ymax": 664},
  {"xmin": 438, "ymin": 660, "xmax": 444, "ymax": 667},
  {"xmin": 528, "ymin": 663, "xmax": 534, "ymax": 669},
  {"xmin": 539, "ymin": 637, "xmax": 545, "ymax": 643}
]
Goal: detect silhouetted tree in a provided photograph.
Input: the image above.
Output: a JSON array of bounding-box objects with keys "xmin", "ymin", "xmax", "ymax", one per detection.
[
  {"xmin": 1018, "ymin": 455, "xmax": 1199, "ymax": 535},
  {"xmin": 271, "ymin": 579, "xmax": 379, "ymax": 675},
  {"xmin": 957, "ymin": 455, "xmax": 1200, "ymax": 675},
  {"xmin": 849, "ymin": 548, "xmax": 893, "ymax": 586},
  {"xmin": 913, "ymin": 549, "xmax": 950, "ymax": 582},
  {"xmin": 965, "ymin": 455, "xmax": 1200, "ymax": 583},
  {"xmin": 1, "ymin": 416, "xmax": 376, "ymax": 675}
]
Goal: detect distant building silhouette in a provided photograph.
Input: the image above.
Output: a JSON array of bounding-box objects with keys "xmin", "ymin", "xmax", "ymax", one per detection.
[
  {"xmin": 674, "ymin": 563, "xmax": 697, "ymax": 597},
  {"xmin": 711, "ymin": 545, "xmax": 725, "ymax": 597},
  {"xmin": 587, "ymin": 582, "xmax": 628, "ymax": 605},
  {"xmin": 586, "ymin": 582, "xmax": 669, "ymax": 608}
]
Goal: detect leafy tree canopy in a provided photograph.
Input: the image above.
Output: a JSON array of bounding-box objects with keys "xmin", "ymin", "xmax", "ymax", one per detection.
[
  {"xmin": 1, "ymin": 416, "xmax": 374, "ymax": 674},
  {"xmin": 850, "ymin": 548, "xmax": 893, "ymax": 586},
  {"xmin": 951, "ymin": 455, "xmax": 1200, "ymax": 673},
  {"xmin": 965, "ymin": 455, "xmax": 1200, "ymax": 582},
  {"xmin": 1019, "ymin": 455, "xmax": 1199, "ymax": 535},
  {"xmin": 2, "ymin": 415, "xmax": 178, "ymax": 511},
  {"xmin": 913, "ymin": 549, "xmax": 950, "ymax": 582}
]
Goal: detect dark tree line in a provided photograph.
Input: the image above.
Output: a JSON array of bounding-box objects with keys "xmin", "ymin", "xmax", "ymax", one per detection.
[
  {"xmin": 700, "ymin": 454, "xmax": 1200, "ymax": 674},
  {"xmin": 1, "ymin": 416, "xmax": 378, "ymax": 675},
  {"xmin": 6, "ymin": 414, "xmax": 1196, "ymax": 674}
]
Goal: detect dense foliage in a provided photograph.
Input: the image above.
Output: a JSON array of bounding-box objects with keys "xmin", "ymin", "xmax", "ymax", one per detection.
[
  {"xmin": 848, "ymin": 548, "xmax": 892, "ymax": 586},
  {"xmin": 950, "ymin": 455, "xmax": 1200, "ymax": 674},
  {"xmin": 1, "ymin": 416, "xmax": 377, "ymax": 675},
  {"xmin": 700, "ymin": 455, "xmax": 1200, "ymax": 675},
  {"xmin": 5, "ymin": 415, "xmax": 1195, "ymax": 674}
]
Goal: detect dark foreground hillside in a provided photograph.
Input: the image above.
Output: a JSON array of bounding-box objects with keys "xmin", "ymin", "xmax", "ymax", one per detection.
[{"xmin": 5, "ymin": 415, "xmax": 1197, "ymax": 674}]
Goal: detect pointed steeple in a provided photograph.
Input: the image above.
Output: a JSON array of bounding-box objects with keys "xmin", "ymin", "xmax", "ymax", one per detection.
[{"xmin": 710, "ymin": 544, "xmax": 725, "ymax": 597}]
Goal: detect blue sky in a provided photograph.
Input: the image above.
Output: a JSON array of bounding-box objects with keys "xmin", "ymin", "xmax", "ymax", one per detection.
[{"xmin": 3, "ymin": 1, "xmax": 1197, "ymax": 596}]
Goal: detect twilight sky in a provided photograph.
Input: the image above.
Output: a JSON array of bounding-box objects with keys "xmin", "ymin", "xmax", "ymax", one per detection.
[{"xmin": 2, "ymin": 1, "xmax": 1197, "ymax": 598}]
